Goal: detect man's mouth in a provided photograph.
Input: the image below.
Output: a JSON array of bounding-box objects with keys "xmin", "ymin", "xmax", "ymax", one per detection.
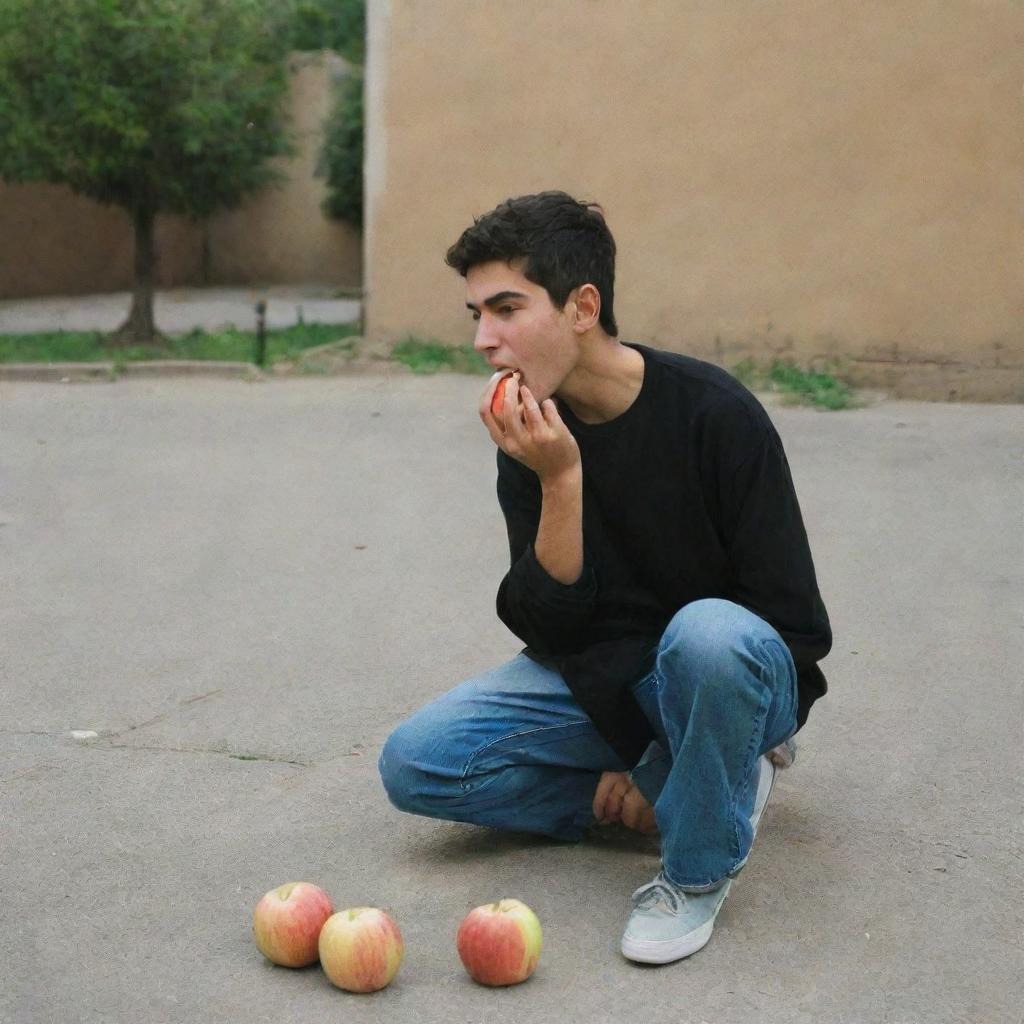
[{"xmin": 492, "ymin": 366, "xmax": 521, "ymax": 382}]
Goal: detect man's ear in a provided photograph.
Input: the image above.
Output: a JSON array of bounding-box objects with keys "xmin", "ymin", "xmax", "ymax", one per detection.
[{"xmin": 571, "ymin": 283, "xmax": 601, "ymax": 332}]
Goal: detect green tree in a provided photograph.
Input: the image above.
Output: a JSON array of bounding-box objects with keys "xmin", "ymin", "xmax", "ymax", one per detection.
[
  {"xmin": 289, "ymin": 0, "xmax": 364, "ymax": 231},
  {"xmin": 319, "ymin": 67, "xmax": 363, "ymax": 229},
  {"xmin": 290, "ymin": 0, "xmax": 364, "ymax": 62},
  {"xmin": 0, "ymin": 0, "xmax": 295, "ymax": 344}
]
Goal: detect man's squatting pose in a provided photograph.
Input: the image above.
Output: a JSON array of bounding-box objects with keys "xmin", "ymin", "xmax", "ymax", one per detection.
[{"xmin": 378, "ymin": 191, "xmax": 832, "ymax": 964}]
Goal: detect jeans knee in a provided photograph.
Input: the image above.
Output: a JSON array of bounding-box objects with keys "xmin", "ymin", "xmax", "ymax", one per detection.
[
  {"xmin": 379, "ymin": 717, "xmax": 471, "ymax": 816},
  {"xmin": 658, "ymin": 599, "xmax": 772, "ymax": 693},
  {"xmin": 378, "ymin": 724, "xmax": 420, "ymax": 813},
  {"xmin": 661, "ymin": 598, "xmax": 740, "ymax": 659}
]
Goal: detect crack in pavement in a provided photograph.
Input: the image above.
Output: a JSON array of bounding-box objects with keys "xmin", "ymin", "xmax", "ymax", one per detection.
[
  {"xmin": 3, "ymin": 762, "xmax": 66, "ymax": 784},
  {"xmin": 100, "ymin": 741, "xmax": 311, "ymax": 766},
  {"xmin": 3, "ymin": 690, "xmax": 226, "ymax": 743},
  {"xmin": 104, "ymin": 689, "xmax": 225, "ymax": 738},
  {"xmin": 3, "ymin": 727, "xmax": 355, "ymax": 773}
]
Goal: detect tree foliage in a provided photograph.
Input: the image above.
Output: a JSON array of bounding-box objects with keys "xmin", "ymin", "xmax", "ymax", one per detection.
[
  {"xmin": 0, "ymin": 0, "xmax": 296, "ymax": 219},
  {"xmin": 319, "ymin": 67, "xmax": 363, "ymax": 228},
  {"xmin": 288, "ymin": 0, "xmax": 365, "ymax": 230},
  {"xmin": 290, "ymin": 0, "xmax": 365, "ymax": 62}
]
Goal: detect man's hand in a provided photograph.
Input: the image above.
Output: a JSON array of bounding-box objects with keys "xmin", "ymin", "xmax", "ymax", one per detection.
[
  {"xmin": 592, "ymin": 771, "xmax": 658, "ymax": 835},
  {"xmin": 480, "ymin": 373, "xmax": 581, "ymax": 486}
]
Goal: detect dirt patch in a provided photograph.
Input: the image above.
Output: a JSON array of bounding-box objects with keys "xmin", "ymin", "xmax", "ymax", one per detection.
[{"xmin": 272, "ymin": 336, "xmax": 413, "ymax": 377}]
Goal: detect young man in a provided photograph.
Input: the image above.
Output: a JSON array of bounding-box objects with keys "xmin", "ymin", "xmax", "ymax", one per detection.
[{"xmin": 379, "ymin": 191, "xmax": 832, "ymax": 963}]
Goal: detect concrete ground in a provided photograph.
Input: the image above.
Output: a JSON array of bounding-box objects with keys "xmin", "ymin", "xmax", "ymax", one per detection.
[
  {"xmin": 0, "ymin": 285, "xmax": 361, "ymax": 335},
  {"xmin": 2, "ymin": 372, "xmax": 1021, "ymax": 1024}
]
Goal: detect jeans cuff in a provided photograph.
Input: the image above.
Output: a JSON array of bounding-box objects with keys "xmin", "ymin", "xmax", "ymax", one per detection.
[
  {"xmin": 629, "ymin": 742, "xmax": 670, "ymax": 805},
  {"xmin": 662, "ymin": 866, "xmax": 730, "ymax": 894}
]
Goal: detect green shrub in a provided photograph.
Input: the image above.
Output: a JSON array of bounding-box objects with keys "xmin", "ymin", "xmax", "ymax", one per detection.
[
  {"xmin": 391, "ymin": 338, "xmax": 491, "ymax": 375},
  {"xmin": 320, "ymin": 67, "xmax": 363, "ymax": 228},
  {"xmin": 289, "ymin": 0, "xmax": 365, "ymax": 61},
  {"xmin": 732, "ymin": 358, "xmax": 858, "ymax": 410}
]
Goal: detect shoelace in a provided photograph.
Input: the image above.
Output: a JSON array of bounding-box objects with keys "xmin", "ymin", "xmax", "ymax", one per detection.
[{"xmin": 630, "ymin": 874, "xmax": 683, "ymax": 912}]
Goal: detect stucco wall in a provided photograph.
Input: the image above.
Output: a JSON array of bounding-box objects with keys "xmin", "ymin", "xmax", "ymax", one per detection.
[
  {"xmin": 365, "ymin": 1, "xmax": 1023, "ymax": 399},
  {"xmin": 0, "ymin": 51, "xmax": 361, "ymax": 299},
  {"xmin": 209, "ymin": 52, "xmax": 362, "ymax": 288},
  {"xmin": 0, "ymin": 186, "xmax": 204, "ymax": 298}
]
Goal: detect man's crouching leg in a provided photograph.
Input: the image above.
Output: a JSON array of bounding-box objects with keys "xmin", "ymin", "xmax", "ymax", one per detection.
[
  {"xmin": 620, "ymin": 598, "xmax": 799, "ymax": 964},
  {"xmin": 378, "ymin": 653, "xmax": 626, "ymax": 842}
]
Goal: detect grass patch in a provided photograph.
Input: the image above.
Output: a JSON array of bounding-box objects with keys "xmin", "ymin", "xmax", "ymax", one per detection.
[
  {"xmin": 1, "ymin": 325, "xmax": 861, "ymax": 409},
  {"xmin": 732, "ymin": 358, "xmax": 858, "ymax": 410},
  {"xmin": 0, "ymin": 322, "xmax": 359, "ymax": 366},
  {"xmin": 391, "ymin": 337, "xmax": 491, "ymax": 375}
]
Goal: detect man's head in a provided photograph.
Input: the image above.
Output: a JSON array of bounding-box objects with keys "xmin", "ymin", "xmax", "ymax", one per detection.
[{"xmin": 445, "ymin": 191, "xmax": 618, "ymax": 338}]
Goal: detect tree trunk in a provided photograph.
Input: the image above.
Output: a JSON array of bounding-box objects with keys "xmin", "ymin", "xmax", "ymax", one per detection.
[{"xmin": 112, "ymin": 206, "xmax": 161, "ymax": 346}]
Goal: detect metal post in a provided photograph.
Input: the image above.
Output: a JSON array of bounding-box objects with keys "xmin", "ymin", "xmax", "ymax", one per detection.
[{"xmin": 255, "ymin": 300, "xmax": 267, "ymax": 368}]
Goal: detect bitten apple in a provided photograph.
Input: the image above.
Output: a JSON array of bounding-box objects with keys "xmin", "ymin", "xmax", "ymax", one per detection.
[
  {"xmin": 252, "ymin": 881, "xmax": 334, "ymax": 968},
  {"xmin": 456, "ymin": 898, "xmax": 543, "ymax": 986},
  {"xmin": 490, "ymin": 371, "xmax": 521, "ymax": 421},
  {"xmin": 318, "ymin": 907, "xmax": 404, "ymax": 993}
]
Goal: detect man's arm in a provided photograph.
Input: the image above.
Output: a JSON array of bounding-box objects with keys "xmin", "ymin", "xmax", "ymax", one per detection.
[
  {"xmin": 495, "ymin": 451, "xmax": 596, "ymax": 656},
  {"xmin": 535, "ymin": 465, "xmax": 584, "ymax": 584},
  {"xmin": 482, "ymin": 376, "xmax": 596, "ymax": 655}
]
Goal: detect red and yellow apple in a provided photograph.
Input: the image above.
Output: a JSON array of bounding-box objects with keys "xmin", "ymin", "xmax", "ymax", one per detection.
[
  {"xmin": 318, "ymin": 907, "xmax": 404, "ymax": 993},
  {"xmin": 490, "ymin": 371, "xmax": 521, "ymax": 421},
  {"xmin": 252, "ymin": 881, "xmax": 333, "ymax": 968},
  {"xmin": 491, "ymin": 373, "xmax": 512, "ymax": 417},
  {"xmin": 456, "ymin": 898, "xmax": 543, "ymax": 986}
]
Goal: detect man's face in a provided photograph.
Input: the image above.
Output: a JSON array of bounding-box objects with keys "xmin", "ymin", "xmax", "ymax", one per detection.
[{"xmin": 465, "ymin": 260, "xmax": 579, "ymax": 403}]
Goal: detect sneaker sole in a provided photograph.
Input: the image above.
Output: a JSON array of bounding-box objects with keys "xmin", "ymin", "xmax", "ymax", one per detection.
[
  {"xmin": 750, "ymin": 754, "xmax": 777, "ymax": 837},
  {"xmin": 728, "ymin": 755, "xmax": 778, "ymax": 877},
  {"xmin": 620, "ymin": 881, "xmax": 732, "ymax": 964}
]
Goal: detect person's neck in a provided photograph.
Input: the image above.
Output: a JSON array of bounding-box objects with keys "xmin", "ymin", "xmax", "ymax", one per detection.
[{"xmin": 558, "ymin": 337, "xmax": 644, "ymax": 425}]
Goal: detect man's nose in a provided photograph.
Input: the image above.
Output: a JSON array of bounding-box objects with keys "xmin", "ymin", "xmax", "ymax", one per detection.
[{"xmin": 473, "ymin": 318, "xmax": 498, "ymax": 352}]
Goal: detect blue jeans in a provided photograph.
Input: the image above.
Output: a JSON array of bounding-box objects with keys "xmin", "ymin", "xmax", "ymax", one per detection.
[{"xmin": 378, "ymin": 598, "xmax": 797, "ymax": 890}]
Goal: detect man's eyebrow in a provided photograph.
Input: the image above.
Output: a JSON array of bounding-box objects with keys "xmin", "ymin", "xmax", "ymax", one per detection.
[{"xmin": 465, "ymin": 290, "xmax": 529, "ymax": 312}]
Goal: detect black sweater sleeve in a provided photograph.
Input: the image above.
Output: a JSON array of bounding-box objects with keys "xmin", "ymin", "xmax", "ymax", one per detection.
[
  {"xmin": 494, "ymin": 450, "xmax": 598, "ymax": 656},
  {"xmin": 717, "ymin": 419, "xmax": 832, "ymax": 721}
]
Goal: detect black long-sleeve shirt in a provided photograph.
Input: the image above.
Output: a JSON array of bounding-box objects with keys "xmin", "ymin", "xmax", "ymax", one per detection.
[{"xmin": 495, "ymin": 343, "xmax": 832, "ymax": 766}]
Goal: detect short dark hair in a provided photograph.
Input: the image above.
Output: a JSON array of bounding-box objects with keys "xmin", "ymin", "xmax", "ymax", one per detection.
[{"xmin": 445, "ymin": 190, "xmax": 619, "ymax": 337}]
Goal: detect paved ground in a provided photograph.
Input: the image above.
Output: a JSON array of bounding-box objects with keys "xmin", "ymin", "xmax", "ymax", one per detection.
[
  {"xmin": 2, "ymin": 373, "xmax": 1021, "ymax": 1024},
  {"xmin": 0, "ymin": 285, "xmax": 361, "ymax": 335}
]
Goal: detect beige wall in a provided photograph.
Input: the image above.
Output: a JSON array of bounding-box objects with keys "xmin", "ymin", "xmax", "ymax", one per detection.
[
  {"xmin": 365, "ymin": 1, "xmax": 1023, "ymax": 399},
  {"xmin": 209, "ymin": 52, "xmax": 362, "ymax": 287},
  {"xmin": 0, "ymin": 185, "xmax": 204, "ymax": 297},
  {"xmin": 0, "ymin": 51, "xmax": 361, "ymax": 299}
]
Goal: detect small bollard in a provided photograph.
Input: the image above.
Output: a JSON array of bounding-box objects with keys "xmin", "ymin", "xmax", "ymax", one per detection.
[{"xmin": 254, "ymin": 300, "xmax": 267, "ymax": 367}]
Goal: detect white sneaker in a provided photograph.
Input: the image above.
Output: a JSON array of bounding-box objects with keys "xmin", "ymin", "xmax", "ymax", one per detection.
[
  {"xmin": 732, "ymin": 753, "xmax": 777, "ymax": 874},
  {"xmin": 751, "ymin": 753, "xmax": 777, "ymax": 836},
  {"xmin": 620, "ymin": 872, "xmax": 731, "ymax": 963},
  {"xmin": 620, "ymin": 754, "xmax": 777, "ymax": 963}
]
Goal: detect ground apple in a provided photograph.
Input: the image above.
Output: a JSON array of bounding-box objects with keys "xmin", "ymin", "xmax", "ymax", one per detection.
[
  {"xmin": 318, "ymin": 907, "xmax": 404, "ymax": 993},
  {"xmin": 456, "ymin": 898, "xmax": 543, "ymax": 986},
  {"xmin": 252, "ymin": 881, "xmax": 333, "ymax": 968}
]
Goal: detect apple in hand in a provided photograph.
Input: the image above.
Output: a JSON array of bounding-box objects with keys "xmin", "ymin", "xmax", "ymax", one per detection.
[
  {"xmin": 252, "ymin": 881, "xmax": 334, "ymax": 968},
  {"xmin": 456, "ymin": 898, "xmax": 543, "ymax": 986},
  {"xmin": 318, "ymin": 907, "xmax": 404, "ymax": 993},
  {"xmin": 490, "ymin": 371, "xmax": 521, "ymax": 422}
]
